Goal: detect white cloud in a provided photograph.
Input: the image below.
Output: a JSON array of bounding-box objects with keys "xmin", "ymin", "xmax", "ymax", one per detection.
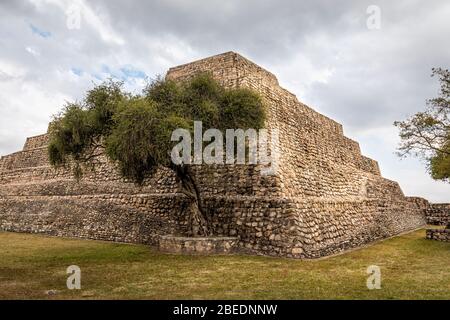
[
  {"xmin": 25, "ymin": 46, "xmax": 40, "ymax": 56},
  {"xmin": 67, "ymin": 0, "xmax": 124, "ymax": 45}
]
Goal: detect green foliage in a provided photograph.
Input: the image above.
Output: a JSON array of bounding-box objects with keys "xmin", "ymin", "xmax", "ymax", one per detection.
[
  {"xmin": 85, "ymin": 80, "xmax": 127, "ymax": 135},
  {"xmin": 48, "ymin": 103, "xmax": 94, "ymax": 166},
  {"xmin": 105, "ymin": 98, "xmax": 191, "ymax": 183},
  {"xmin": 48, "ymin": 73, "xmax": 266, "ymax": 183},
  {"xmin": 221, "ymin": 89, "xmax": 265, "ymax": 130},
  {"xmin": 48, "ymin": 80, "xmax": 127, "ymax": 180},
  {"xmin": 144, "ymin": 77, "xmax": 182, "ymax": 115},
  {"xmin": 183, "ymin": 73, "xmax": 223, "ymax": 104},
  {"xmin": 395, "ymin": 68, "xmax": 450, "ymax": 182},
  {"xmin": 429, "ymin": 141, "xmax": 450, "ymax": 182}
]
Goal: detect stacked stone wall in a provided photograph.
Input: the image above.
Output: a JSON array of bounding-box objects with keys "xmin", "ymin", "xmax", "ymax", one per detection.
[
  {"xmin": 426, "ymin": 204, "xmax": 450, "ymax": 226},
  {"xmin": 1, "ymin": 147, "xmax": 49, "ymax": 170},
  {"xmin": 0, "ymin": 194, "xmax": 187, "ymax": 245},
  {"xmin": 23, "ymin": 133, "xmax": 49, "ymax": 150},
  {"xmin": 426, "ymin": 229, "xmax": 449, "ymax": 242}
]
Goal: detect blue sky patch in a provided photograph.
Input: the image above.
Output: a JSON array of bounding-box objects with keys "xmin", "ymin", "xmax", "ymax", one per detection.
[
  {"xmin": 101, "ymin": 64, "xmax": 111, "ymax": 74},
  {"xmin": 120, "ymin": 66, "xmax": 147, "ymax": 79},
  {"xmin": 98, "ymin": 64, "xmax": 147, "ymax": 81},
  {"xmin": 29, "ymin": 24, "xmax": 51, "ymax": 38},
  {"xmin": 71, "ymin": 68, "xmax": 83, "ymax": 76}
]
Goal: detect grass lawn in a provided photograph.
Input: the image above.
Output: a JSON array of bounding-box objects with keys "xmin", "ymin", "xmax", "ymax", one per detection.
[{"xmin": 0, "ymin": 229, "xmax": 448, "ymax": 300}]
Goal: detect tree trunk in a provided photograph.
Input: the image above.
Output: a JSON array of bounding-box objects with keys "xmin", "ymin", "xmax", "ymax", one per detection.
[{"xmin": 173, "ymin": 164, "xmax": 211, "ymax": 237}]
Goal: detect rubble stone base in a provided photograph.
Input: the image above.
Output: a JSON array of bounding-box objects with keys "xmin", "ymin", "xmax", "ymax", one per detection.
[
  {"xmin": 159, "ymin": 235, "xmax": 239, "ymax": 254},
  {"xmin": 426, "ymin": 229, "xmax": 450, "ymax": 242}
]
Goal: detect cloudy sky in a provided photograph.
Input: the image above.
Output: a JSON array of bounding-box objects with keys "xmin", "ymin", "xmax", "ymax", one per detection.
[{"xmin": 0, "ymin": 0, "xmax": 449, "ymax": 202}]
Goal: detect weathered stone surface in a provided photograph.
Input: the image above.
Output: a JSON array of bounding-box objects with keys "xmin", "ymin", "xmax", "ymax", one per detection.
[
  {"xmin": 426, "ymin": 229, "xmax": 450, "ymax": 242},
  {"xmin": 426, "ymin": 204, "xmax": 450, "ymax": 226},
  {"xmin": 0, "ymin": 51, "xmax": 446, "ymax": 258},
  {"xmin": 425, "ymin": 203, "xmax": 450, "ymax": 243},
  {"xmin": 159, "ymin": 236, "xmax": 239, "ymax": 254}
]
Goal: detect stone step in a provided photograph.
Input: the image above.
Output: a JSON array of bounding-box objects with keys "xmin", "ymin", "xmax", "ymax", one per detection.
[
  {"xmin": 23, "ymin": 133, "xmax": 49, "ymax": 150},
  {"xmin": 0, "ymin": 194, "xmax": 187, "ymax": 245},
  {"xmin": 0, "ymin": 178, "xmax": 178, "ymax": 196},
  {"xmin": 158, "ymin": 235, "xmax": 239, "ymax": 254},
  {"xmin": 1, "ymin": 147, "xmax": 49, "ymax": 171}
]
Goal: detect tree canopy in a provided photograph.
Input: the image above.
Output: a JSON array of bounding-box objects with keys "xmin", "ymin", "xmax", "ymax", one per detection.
[
  {"xmin": 48, "ymin": 73, "xmax": 266, "ymax": 236},
  {"xmin": 395, "ymin": 68, "xmax": 450, "ymax": 183},
  {"xmin": 48, "ymin": 73, "xmax": 265, "ymax": 182}
]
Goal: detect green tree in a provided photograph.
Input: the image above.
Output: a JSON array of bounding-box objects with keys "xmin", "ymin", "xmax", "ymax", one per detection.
[
  {"xmin": 395, "ymin": 68, "xmax": 450, "ymax": 229},
  {"xmin": 395, "ymin": 68, "xmax": 450, "ymax": 182},
  {"xmin": 48, "ymin": 74, "xmax": 266, "ymax": 236}
]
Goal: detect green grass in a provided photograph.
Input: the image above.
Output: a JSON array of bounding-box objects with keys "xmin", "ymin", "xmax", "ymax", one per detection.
[{"xmin": 0, "ymin": 229, "xmax": 449, "ymax": 300}]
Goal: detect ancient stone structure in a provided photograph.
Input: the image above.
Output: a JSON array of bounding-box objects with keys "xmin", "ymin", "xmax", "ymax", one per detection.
[
  {"xmin": 0, "ymin": 52, "xmax": 446, "ymax": 258},
  {"xmin": 425, "ymin": 204, "xmax": 450, "ymax": 242}
]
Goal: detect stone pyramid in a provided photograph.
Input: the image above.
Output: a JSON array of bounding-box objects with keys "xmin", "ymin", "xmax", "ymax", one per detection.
[{"xmin": 0, "ymin": 52, "xmax": 434, "ymax": 258}]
